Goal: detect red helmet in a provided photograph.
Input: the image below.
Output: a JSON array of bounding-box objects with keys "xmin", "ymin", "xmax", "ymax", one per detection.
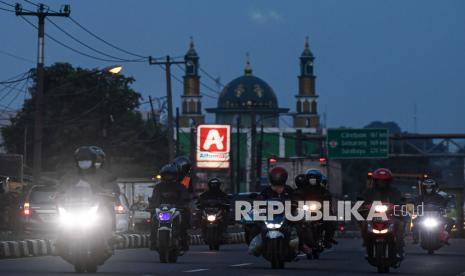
[
  {"xmin": 268, "ymin": 167, "xmax": 288, "ymax": 186},
  {"xmin": 372, "ymin": 168, "xmax": 393, "ymax": 181}
]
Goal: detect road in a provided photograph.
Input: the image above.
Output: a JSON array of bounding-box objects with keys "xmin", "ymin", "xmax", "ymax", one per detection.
[{"xmin": 0, "ymin": 238, "xmax": 464, "ymax": 275}]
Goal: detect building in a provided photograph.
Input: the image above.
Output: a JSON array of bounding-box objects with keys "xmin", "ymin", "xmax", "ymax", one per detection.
[{"xmin": 178, "ymin": 38, "xmax": 330, "ymax": 193}]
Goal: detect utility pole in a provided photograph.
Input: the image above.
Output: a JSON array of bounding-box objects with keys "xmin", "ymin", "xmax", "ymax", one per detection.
[
  {"xmin": 256, "ymin": 124, "xmax": 264, "ymax": 189},
  {"xmin": 250, "ymin": 111, "xmax": 257, "ymax": 191},
  {"xmin": 148, "ymin": 96, "xmax": 158, "ymax": 126},
  {"xmin": 149, "ymin": 56, "xmax": 185, "ymax": 161},
  {"xmin": 15, "ymin": 3, "xmax": 70, "ymax": 182},
  {"xmin": 175, "ymin": 107, "xmax": 180, "ymax": 156},
  {"xmin": 236, "ymin": 116, "xmax": 241, "ymax": 193}
]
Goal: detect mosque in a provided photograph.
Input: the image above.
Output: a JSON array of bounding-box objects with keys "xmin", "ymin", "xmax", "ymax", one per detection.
[{"xmin": 177, "ymin": 38, "xmax": 323, "ymax": 193}]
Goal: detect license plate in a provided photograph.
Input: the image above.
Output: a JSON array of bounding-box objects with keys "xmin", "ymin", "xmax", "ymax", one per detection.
[
  {"xmin": 39, "ymin": 214, "xmax": 56, "ymax": 222},
  {"xmin": 267, "ymin": 230, "xmax": 284, "ymax": 239}
]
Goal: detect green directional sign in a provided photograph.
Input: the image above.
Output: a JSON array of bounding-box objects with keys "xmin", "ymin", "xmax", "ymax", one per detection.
[{"xmin": 327, "ymin": 128, "xmax": 389, "ymax": 158}]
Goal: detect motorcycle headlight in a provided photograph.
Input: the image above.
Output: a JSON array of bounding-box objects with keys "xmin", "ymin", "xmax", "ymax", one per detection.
[
  {"xmin": 158, "ymin": 212, "xmax": 171, "ymax": 221},
  {"xmin": 59, "ymin": 205, "xmax": 99, "ymax": 229},
  {"xmin": 372, "ymin": 229, "xmax": 388, "ymax": 234},
  {"xmin": 423, "ymin": 218, "xmax": 439, "ymax": 228},
  {"xmin": 374, "ymin": 205, "xmax": 388, "ymax": 213},
  {"xmin": 265, "ymin": 221, "xmax": 283, "ymax": 229},
  {"xmin": 207, "ymin": 215, "xmax": 216, "ymax": 222}
]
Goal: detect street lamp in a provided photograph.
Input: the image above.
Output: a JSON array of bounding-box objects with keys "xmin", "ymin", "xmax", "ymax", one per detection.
[{"xmin": 101, "ymin": 65, "xmax": 123, "ymax": 75}]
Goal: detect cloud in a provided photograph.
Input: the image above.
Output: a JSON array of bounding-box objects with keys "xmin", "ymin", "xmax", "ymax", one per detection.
[{"xmin": 248, "ymin": 9, "xmax": 283, "ymax": 24}]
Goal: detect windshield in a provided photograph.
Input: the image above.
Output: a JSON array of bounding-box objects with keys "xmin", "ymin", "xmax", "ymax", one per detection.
[{"xmin": 30, "ymin": 190, "xmax": 57, "ymax": 204}]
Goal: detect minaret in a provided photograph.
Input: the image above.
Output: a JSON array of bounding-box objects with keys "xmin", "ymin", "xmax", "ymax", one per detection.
[
  {"xmin": 179, "ymin": 37, "xmax": 204, "ymax": 127},
  {"xmin": 294, "ymin": 37, "xmax": 320, "ymax": 129}
]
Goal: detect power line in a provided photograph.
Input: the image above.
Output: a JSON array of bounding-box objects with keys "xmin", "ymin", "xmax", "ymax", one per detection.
[
  {"xmin": 0, "ymin": 74, "xmax": 30, "ymax": 84},
  {"xmin": 0, "ymin": 0, "xmax": 15, "ymax": 7},
  {"xmin": 47, "ymin": 18, "xmax": 146, "ymax": 62},
  {"xmin": 173, "ymin": 63, "xmax": 218, "ymax": 98},
  {"xmin": 68, "ymin": 17, "xmax": 148, "ymax": 60},
  {"xmin": 0, "ymin": 49, "xmax": 35, "ymax": 64},
  {"xmin": 20, "ymin": 16, "xmax": 143, "ymax": 63},
  {"xmin": 199, "ymin": 66, "xmax": 225, "ymax": 88}
]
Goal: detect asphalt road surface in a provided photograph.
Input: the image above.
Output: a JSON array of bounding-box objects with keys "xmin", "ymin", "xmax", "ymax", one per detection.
[{"xmin": 1, "ymin": 238, "xmax": 465, "ymax": 275}]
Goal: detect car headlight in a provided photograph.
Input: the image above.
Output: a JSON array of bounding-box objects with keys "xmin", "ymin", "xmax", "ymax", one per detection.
[
  {"xmin": 265, "ymin": 222, "xmax": 283, "ymax": 229},
  {"xmin": 207, "ymin": 215, "xmax": 216, "ymax": 222},
  {"xmin": 374, "ymin": 205, "xmax": 388, "ymax": 213},
  {"xmin": 423, "ymin": 218, "xmax": 439, "ymax": 228}
]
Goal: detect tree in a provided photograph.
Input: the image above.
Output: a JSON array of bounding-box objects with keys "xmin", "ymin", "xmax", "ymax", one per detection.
[{"xmin": 1, "ymin": 63, "xmax": 168, "ymax": 176}]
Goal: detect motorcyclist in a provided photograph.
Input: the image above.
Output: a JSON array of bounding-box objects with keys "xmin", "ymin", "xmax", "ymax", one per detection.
[
  {"xmin": 174, "ymin": 156, "xmax": 193, "ymax": 190},
  {"xmin": 197, "ymin": 178, "xmax": 229, "ymax": 209},
  {"xmin": 149, "ymin": 163, "xmax": 190, "ymax": 252},
  {"xmin": 259, "ymin": 167, "xmax": 294, "ymax": 200},
  {"xmin": 294, "ymin": 169, "xmax": 336, "ymax": 248},
  {"xmin": 359, "ymin": 168, "xmax": 405, "ymax": 261},
  {"xmin": 412, "ymin": 178, "xmax": 453, "ymax": 244},
  {"xmin": 58, "ymin": 146, "xmax": 116, "ymax": 251},
  {"xmin": 248, "ymin": 167, "xmax": 295, "ymax": 255},
  {"xmin": 197, "ymin": 178, "xmax": 230, "ymax": 241}
]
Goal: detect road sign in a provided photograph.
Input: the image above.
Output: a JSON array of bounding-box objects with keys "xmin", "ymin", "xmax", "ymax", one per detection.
[
  {"xmin": 327, "ymin": 129, "xmax": 389, "ymax": 158},
  {"xmin": 197, "ymin": 125, "xmax": 231, "ymax": 168}
]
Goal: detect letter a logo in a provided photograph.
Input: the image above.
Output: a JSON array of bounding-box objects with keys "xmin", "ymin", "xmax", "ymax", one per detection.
[{"xmin": 203, "ymin": 129, "xmax": 224, "ymax": 151}]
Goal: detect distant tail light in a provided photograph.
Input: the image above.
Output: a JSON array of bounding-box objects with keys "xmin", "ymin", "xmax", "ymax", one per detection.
[
  {"xmin": 23, "ymin": 202, "xmax": 31, "ymax": 216},
  {"xmin": 115, "ymin": 205, "xmax": 125, "ymax": 214}
]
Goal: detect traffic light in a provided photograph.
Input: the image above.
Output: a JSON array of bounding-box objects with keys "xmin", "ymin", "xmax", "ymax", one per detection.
[
  {"xmin": 267, "ymin": 155, "xmax": 278, "ymax": 169},
  {"xmin": 319, "ymin": 156, "xmax": 328, "ymax": 167}
]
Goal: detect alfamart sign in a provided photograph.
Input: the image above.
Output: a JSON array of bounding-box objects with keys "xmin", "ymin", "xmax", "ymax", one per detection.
[{"xmin": 196, "ymin": 124, "xmax": 231, "ymax": 169}]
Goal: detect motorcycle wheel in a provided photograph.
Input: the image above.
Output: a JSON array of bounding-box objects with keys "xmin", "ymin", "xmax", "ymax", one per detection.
[
  {"xmin": 375, "ymin": 242, "xmax": 389, "ymax": 273},
  {"xmin": 269, "ymin": 239, "xmax": 284, "ymax": 269},
  {"xmin": 158, "ymin": 231, "xmax": 170, "ymax": 263},
  {"xmin": 168, "ymin": 250, "xmax": 178, "ymax": 263},
  {"xmin": 86, "ymin": 264, "xmax": 98, "ymax": 273},
  {"xmin": 74, "ymin": 264, "xmax": 85, "ymax": 273}
]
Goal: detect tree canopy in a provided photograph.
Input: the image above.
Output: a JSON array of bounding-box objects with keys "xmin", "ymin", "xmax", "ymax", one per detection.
[{"xmin": 1, "ymin": 63, "xmax": 168, "ymax": 176}]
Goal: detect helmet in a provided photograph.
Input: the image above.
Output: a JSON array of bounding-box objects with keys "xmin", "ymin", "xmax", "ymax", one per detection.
[
  {"xmin": 295, "ymin": 174, "xmax": 308, "ymax": 189},
  {"xmin": 174, "ymin": 156, "xmax": 192, "ymax": 180},
  {"xmin": 74, "ymin": 146, "xmax": 97, "ymax": 170},
  {"xmin": 421, "ymin": 178, "xmax": 438, "ymax": 195},
  {"xmin": 160, "ymin": 163, "xmax": 179, "ymax": 183},
  {"xmin": 372, "ymin": 168, "xmax": 393, "ymax": 190},
  {"xmin": 90, "ymin": 146, "xmax": 105, "ymax": 169},
  {"xmin": 268, "ymin": 167, "xmax": 288, "ymax": 186},
  {"xmin": 207, "ymin": 178, "xmax": 222, "ymax": 191},
  {"xmin": 305, "ymin": 168, "xmax": 323, "ymax": 186}
]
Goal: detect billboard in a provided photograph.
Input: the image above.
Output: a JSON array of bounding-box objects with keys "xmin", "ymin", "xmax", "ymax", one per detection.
[{"xmin": 196, "ymin": 124, "xmax": 230, "ymax": 169}]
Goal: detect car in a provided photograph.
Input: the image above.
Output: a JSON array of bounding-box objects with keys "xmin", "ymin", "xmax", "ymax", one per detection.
[
  {"xmin": 20, "ymin": 185, "xmax": 59, "ymax": 236},
  {"xmin": 114, "ymin": 193, "xmax": 132, "ymax": 233}
]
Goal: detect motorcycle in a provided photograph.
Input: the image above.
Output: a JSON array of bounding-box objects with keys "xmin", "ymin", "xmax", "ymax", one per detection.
[
  {"xmin": 199, "ymin": 201, "xmax": 229, "ymax": 251},
  {"xmin": 152, "ymin": 204, "xmax": 182, "ymax": 263},
  {"xmin": 56, "ymin": 199, "xmax": 112, "ymax": 273},
  {"xmin": 364, "ymin": 203, "xmax": 398, "ymax": 273},
  {"xmin": 418, "ymin": 205, "xmax": 449, "ymax": 254},
  {"xmin": 260, "ymin": 213, "xmax": 298, "ymax": 269}
]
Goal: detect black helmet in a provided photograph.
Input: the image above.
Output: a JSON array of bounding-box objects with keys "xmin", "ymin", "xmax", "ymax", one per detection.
[
  {"xmin": 295, "ymin": 174, "xmax": 308, "ymax": 189},
  {"xmin": 160, "ymin": 163, "xmax": 179, "ymax": 183},
  {"xmin": 207, "ymin": 178, "xmax": 222, "ymax": 191},
  {"xmin": 90, "ymin": 146, "xmax": 106, "ymax": 169},
  {"xmin": 268, "ymin": 167, "xmax": 288, "ymax": 186},
  {"xmin": 174, "ymin": 156, "xmax": 192, "ymax": 180},
  {"xmin": 305, "ymin": 168, "xmax": 323, "ymax": 186},
  {"xmin": 421, "ymin": 178, "xmax": 438, "ymax": 195},
  {"xmin": 74, "ymin": 146, "xmax": 97, "ymax": 170}
]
